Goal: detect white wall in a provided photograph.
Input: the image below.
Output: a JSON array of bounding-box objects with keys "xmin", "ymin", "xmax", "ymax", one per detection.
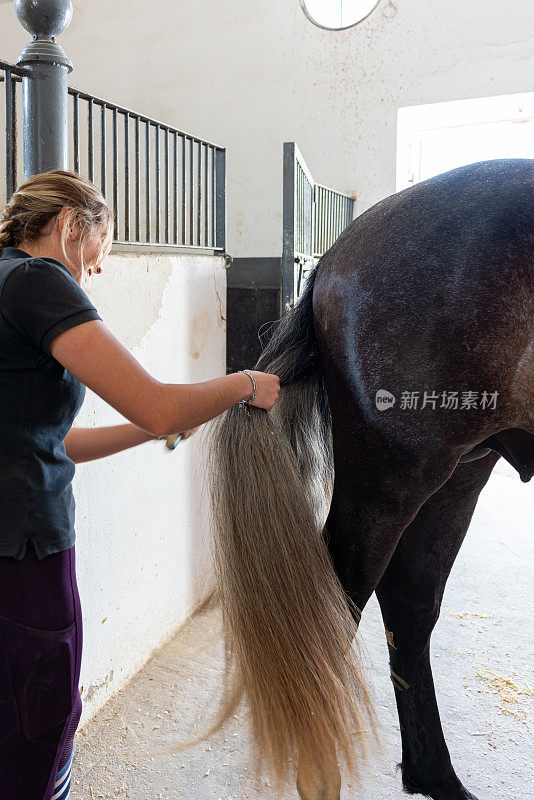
[
  {"xmin": 72, "ymin": 251, "xmax": 225, "ymax": 723},
  {"xmin": 2, "ymin": 0, "xmax": 533, "ymax": 258}
]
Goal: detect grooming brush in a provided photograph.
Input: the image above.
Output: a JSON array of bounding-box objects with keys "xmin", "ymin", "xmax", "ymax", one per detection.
[{"xmin": 165, "ymin": 433, "xmax": 183, "ymax": 450}]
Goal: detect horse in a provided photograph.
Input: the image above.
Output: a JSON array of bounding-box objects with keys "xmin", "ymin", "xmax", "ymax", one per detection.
[{"xmin": 202, "ymin": 158, "xmax": 534, "ymax": 800}]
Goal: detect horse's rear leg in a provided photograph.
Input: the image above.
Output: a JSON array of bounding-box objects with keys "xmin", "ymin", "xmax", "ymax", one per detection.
[
  {"xmin": 375, "ymin": 452, "xmax": 500, "ymax": 800},
  {"xmin": 325, "ymin": 431, "xmax": 460, "ymax": 613},
  {"xmin": 296, "ymin": 424, "xmax": 460, "ymax": 800}
]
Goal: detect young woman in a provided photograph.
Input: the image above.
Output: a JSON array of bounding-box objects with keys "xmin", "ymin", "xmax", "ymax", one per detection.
[{"xmin": 0, "ymin": 169, "xmax": 280, "ymax": 800}]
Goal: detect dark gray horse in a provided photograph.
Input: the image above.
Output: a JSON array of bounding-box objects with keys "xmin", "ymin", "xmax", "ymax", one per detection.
[{"xmin": 205, "ymin": 158, "xmax": 533, "ymax": 800}]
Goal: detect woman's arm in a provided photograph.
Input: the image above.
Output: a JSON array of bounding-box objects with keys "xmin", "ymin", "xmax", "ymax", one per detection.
[
  {"xmin": 64, "ymin": 423, "xmax": 158, "ymax": 463},
  {"xmin": 50, "ymin": 319, "xmax": 279, "ymax": 436}
]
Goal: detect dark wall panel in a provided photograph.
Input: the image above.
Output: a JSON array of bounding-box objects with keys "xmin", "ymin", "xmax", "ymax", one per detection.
[{"xmin": 226, "ymin": 258, "xmax": 281, "ymax": 374}]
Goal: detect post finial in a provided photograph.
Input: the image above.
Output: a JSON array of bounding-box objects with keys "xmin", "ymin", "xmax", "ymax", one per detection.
[
  {"xmin": 14, "ymin": 0, "xmax": 73, "ymax": 72},
  {"xmin": 14, "ymin": 0, "xmax": 73, "ymax": 41}
]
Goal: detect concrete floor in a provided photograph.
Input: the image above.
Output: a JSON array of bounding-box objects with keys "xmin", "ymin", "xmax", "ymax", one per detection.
[{"xmin": 71, "ymin": 461, "xmax": 533, "ymax": 800}]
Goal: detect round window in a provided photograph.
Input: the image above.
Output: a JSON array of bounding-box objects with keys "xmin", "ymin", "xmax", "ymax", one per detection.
[{"xmin": 300, "ymin": 0, "xmax": 382, "ymax": 30}]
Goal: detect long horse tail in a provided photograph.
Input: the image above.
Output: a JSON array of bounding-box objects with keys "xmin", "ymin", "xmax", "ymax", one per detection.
[{"xmin": 200, "ymin": 261, "xmax": 377, "ymax": 790}]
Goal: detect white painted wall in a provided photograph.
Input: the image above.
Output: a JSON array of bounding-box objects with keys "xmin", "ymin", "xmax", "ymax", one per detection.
[
  {"xmin": 72, "ymin": 251, "xmax": 225, "ymax": 723},
  {"xmin": 2, "ymin": 0, "xmax": 532, "ymax": 258}
]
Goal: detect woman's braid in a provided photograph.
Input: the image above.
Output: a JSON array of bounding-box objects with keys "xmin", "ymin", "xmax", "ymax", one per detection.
[{"xmin": 0, "ymin": 211, "xmax": 24, "ymax": 248}]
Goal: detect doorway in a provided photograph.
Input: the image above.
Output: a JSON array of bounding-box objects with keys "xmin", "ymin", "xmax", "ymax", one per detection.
[{"xmin": 396, "ymin": 91, "xmax": 534, "ymax": 190}]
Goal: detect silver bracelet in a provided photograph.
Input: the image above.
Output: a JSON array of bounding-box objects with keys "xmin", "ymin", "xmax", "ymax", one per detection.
[{"xmin": 238, "ymin": 369, "xmax": 257, "ymax": 405}]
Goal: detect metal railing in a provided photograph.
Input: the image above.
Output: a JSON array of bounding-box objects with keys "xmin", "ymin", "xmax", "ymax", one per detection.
[
  {"xmin": 282, "ymin": 141, "xmax": 354, "ymax": 311},
  {"xmin": 313, "ymin": 183, "xmax": 354, "ymax": 258},
  {"xmin": 293, "ymin": 152, "xmax": 314, "ymax": 261},
  {"xmin": 67, "ymin": 86, "xmax": 225, "ymax": 249},
  {"xmin": 1, "ymin": 2, "xmax": 226, "ymax": 253}
]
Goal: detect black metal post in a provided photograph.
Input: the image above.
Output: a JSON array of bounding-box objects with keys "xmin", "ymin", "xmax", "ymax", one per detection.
[
  {"xmin": 14, "ymin": 0, "xmax": 73, "ymax": 178},
  {"xmin": 214, "ymin": 147, "xmax": 226, "ymax": 251}
]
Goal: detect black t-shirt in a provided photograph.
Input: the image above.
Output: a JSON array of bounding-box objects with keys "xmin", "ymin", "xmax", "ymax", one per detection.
[{"xmin": 0, "ymin": 246, "xmax": 102, "ymax": 559}]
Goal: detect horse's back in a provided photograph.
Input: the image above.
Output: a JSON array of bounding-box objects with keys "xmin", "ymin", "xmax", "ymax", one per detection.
[{"xmin": 327, "ymin": 158, "xmax": 534, "ymax": 278}]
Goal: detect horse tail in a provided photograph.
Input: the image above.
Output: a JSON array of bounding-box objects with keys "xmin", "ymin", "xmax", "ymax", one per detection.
[{"xmin": 202, "ymin": 262, "xmax": 377, "ymax": 789}]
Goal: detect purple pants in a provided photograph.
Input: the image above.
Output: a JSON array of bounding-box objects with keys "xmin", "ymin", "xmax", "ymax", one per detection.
[{"xmin": 0, "ymin": 540, "xmax": 83, "ymax": 800}]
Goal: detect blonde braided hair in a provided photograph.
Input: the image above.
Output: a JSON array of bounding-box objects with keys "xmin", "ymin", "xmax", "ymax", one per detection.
[{"xmin": 0, "ymin": 169, "xmax": 114, "ymax": 287}]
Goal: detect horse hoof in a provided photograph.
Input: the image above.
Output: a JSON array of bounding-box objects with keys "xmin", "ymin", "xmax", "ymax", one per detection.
[{"xmin": 402, "ymin": 772, "xmax": 480, "ymax": 800}]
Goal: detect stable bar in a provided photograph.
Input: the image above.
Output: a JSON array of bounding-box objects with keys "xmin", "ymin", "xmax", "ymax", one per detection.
[
  {"xmin": 197, "ymin": 140, "xmax": 202, "ymax": 247},
  {"xmin": 73, "ymin": 91, "xmax": 79, "ymax": 174},
  {"xmin": 88, "ymin": 97, "xmax": 94, "ymax": 182},
  {"xmin": 204, "ymin": 143, "xmax": 209, "ymax": 247},
  {"xmin": 112, "ymin": 106, "xmax": 118, "ymax": 239},
  {"xmin": 4, "ymin": 68, "xmax": 17, "ymax": 200},
  {"xmin": 145, "ymin": 120, "xmax": 151, "ymax": 242},
  {"xmin": 155, "ymin": 123, "xmax": 160, "ymax": 243},
  {"xmin": 100, "ymin": 102, "xmax": 106, "ymax": 197},
  {"xmin": 181, "ymin": 135, "xmax": 186, "ymax": 245},
  {"xmin": 211, "ymin": 146, "xmax": 215, "ymax": 248},
  {"xmin": 172, "ymin": 131, "xmax": 177, "ymax": 245},
  {"xmin": 134, "ymin": 115, "xmax": 140, "ymax": 241},
  {"xmin": 124, "ymin": 112, "xmax": 130, "ymax": 241},
  {"xmin": 189, "ymin": 137, "xmax": 194, "ymax": 246},
  {"xmin": 164, "ymin": 126, "xmax": 169, "ymax": 244}
]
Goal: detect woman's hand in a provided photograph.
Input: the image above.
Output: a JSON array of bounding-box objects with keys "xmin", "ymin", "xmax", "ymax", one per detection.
[{"xmin": 243, "ymin": 370, "xmax": 280, "ymax": 412}]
